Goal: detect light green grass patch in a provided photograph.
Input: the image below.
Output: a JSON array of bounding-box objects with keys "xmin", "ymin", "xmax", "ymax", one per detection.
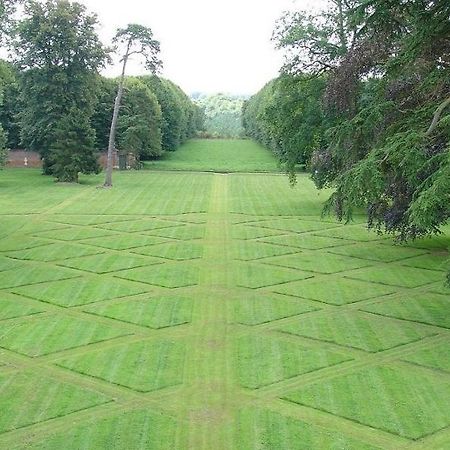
[
  {"xmin": 0, "ymin": 292, "xmax": 46, "ymax": 320},
  {"xmin": 132, "ymin": 242, "xmax": 203, "ymax": 260},
  {"xmin": 0, "ymin": 256, "xmax": 25, "ymax": 271},
  {"xmin": 430, "ymin": 281, "xmax": 450, "ymax": 295},
  {"xmin": 50, "ymin": 214, "xmax": 141, "ymax": 226},
  {"xmin": 0, "ymin": 236, "xmax": 48, "ymax": 252},
  {"xmin": 274, "ymin": 278, "xmax": 395, "ymax": 305},
  {"xmin": 328, "ymin": 243, "xmax": 426, "ymax": 262},
  {"xmin": 117, "ymin": 263, "xmax": 199, "ymax": 288},
  {"xmin": 231, "ymin": 225, "xmax": 284, "ymax": 240},
  {"xmin": 84, "ymin": 296, "xmax": 193, "ymax": 329},
  {"xmin": 233, "ymin": 241, "xmax": 298, "ymax": 261},
  {"xmin": 0, "ymin": 264, "xmax": 77, "ymax": 289},
  {"xmin": 56, "ymin": 252, "xmax": 161, "ymax": 274},
  {"xmin": 233, "ymin": 293, "xmax": 320, "ymax": 325},
  {"xmin": 261, "ymin": 234, "xmax": 346, "ymax": 250},
  {"xmin": 407, "ymin": 235, "xmax": 450, "ymax": 250},
  {"xmin": 0, "ymin": 216, "xmax": 30, "ymax": 239},
  {"xmin": 283, "ymin": 365, "xmax": 450, "ymax": 439},
  {"xmin": 97, "ymin": 218, "xmax": 183, "ymax": 233},
  {"xmin": 6, "ymin": 242, "xmax": 104, "ymax": 262},
  {"xmin": 402, "ymin": 342, "xmax": 450, "ymax": 372},
  {"xmin": 253, "ymin": 218, "xmax": 341, "ymax": 234},
  {"xmin": 21, "ymin": 220, "xmax": 70, "ymax": 234},
  {"xmin": 235, "ymin": 408, "xmax": 379, "ymax": 450},
  {"xmin": 347, "ymin": 265, "xmax": 443, "ymax": 288},
  {"xmin": 266, "ymin": 253, "xmax": 372, "ymax": 274},
  {"xmin": 361, "ymin": 293, "xmax": 450, "ymax": 328},
  {"xmin": 234, "ymin": 263, "xmax": 312, "ymax": 289},
  {"xmin": 315, "ymin": 225, "xmax": 387, "ymax": 242},
  {"xmin": 236, "ymin": 334, "xmax": 351, "ymax": 389},
  {"xmin": 0, "ymin": 314, "xmax": 131, "ymax": 357},
  {"xmin": 34, "ymin": 227, "xmax": 117, "ymax": 241},
  {"xmin": 399, "ymin": 253, "xmax": 449, "ymax": 271},
  {"xmin": 12, "ymin": 276, "xmax": 150, "ymax": 307},
  {"xmin": 21, "ymin": 408, "xmax": 177, "ymax": 450},
  {"xmin": 80, "ymin": 234, "xmax": 169, "ymax": 250},
  {"xmin": 0, "ymin": 371, "xmax": 111, "ymax": 434},
  {"xmin": 147, "ymin": 225, "xmax": 205, "ymax": 240},
  {"xmin": 278, "ymin": 311, "xmax": 436, "ymax": 352},
  {"xmin": 57, "ymin": 339, "xmax": 185, "ymax": 392}
]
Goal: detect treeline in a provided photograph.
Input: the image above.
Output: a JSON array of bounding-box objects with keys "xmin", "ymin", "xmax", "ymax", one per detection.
[
  {"xmin": 193, "ymin": 93, "xmax": 245, "ymax": 138},
  {"xmin": 244, "ymin": 0, "xmax": 450, "ymax": 246},
  {"xmin": 0, "ymin": 0, "xmax": 202, "ymax": 182}
]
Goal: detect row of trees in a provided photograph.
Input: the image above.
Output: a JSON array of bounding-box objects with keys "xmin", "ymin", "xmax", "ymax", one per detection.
[
  {"xmin": 244, "ymin": 0, "xmax": 449, "ymax": 245},
  {"xmin": 0, "ymin": 0, "xmax": 202, "ymax": 183}
]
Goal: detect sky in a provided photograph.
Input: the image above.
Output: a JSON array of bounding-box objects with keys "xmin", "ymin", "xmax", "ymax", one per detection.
[{"xmin": 77, "ymin": 0, "xmax": 324, "ymax": 96}]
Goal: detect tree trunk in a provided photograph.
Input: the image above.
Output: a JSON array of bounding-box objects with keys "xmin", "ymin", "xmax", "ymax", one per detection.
[{"xmin": 103, "ymin": 47, "xmax": 130, "ymax": 187}]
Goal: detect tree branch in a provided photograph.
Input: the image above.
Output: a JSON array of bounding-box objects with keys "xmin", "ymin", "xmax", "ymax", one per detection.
[{"xmin": 426, "ymin": 95, "xmax": 450, "ymax": 137}]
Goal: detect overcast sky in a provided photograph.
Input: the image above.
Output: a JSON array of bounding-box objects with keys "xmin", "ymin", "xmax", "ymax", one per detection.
[{"xmin": 77, "ymin": 0, "xmax": 324, "ymax": 95}]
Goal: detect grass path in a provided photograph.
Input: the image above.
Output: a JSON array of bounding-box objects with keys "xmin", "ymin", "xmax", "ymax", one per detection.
[{"xmin": 0, "ymin": 143, "xmax": 449, "ymax": 449}]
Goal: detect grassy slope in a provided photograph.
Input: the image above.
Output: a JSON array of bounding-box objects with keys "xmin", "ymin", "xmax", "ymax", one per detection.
[
  {"xmin": 0, "ymin": 141, "xmax": 449, "ymax": 450},
  {"xmin": 144, "ymin": 138, "xmax": 280, "ymax": 172}
]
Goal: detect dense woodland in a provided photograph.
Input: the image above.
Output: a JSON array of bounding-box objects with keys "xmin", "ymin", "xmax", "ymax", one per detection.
[
  {"xmin": 244, "ymin": 0, "xmax": 449, "ymax": 250},
  {"xmin": 0, "ymin": 0, "xmax": 202, "ymax": 182}
]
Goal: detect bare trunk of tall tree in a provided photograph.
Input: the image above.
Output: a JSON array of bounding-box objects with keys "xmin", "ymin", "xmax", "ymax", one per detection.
[{"xmin": 103, "ymin": 44, "xmax": 131, "ymax": 187}]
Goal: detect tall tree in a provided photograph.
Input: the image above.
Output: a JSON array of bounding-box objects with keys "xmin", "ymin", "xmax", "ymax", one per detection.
[
  {"xmin": 104, "ymin": 24, "xmax": 161, "ymax": 187},
  {"xmin": 14, "ymin": 0, "xmax": 107, "ymax": 181}
]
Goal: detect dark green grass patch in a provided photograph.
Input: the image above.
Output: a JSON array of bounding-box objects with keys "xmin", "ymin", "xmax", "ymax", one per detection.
[
  {"xmin": 12, "ymin": 277, "xmax": 150, "ymax": 307},
  {"xmin": 261, "ymin": 234, "xmax": 347, "ymax": 250},
  {"xmin": 97, "ymin": 218, "xmax": 183, "ymax": 233},
  {"xmin": 0, "ymin": 292, "xmax": 46, "ymax": 320},
  {"xmin": 147, "ymin": 225, "xmax": 205, "ymax": 240},
  {"xmin": 399, "ymin": 253, "xmax": 449, "ymax": 271},
  {"xmin": 57, "ymin": 339, "xmax": 185, "ymax": 392},
  {"xmin": 233, "ymin": 241, "xmax": 298, "ymax": 261},
  {"xmin": 56, "ymin": 252, "xmax": 161, "ymax": 274},
  {"xmin": 117, "ymin": 263, "xmax": 199, "ymax": 288},
  {"xmin": 131, "ymin": 242, "xmax": 203, "ymax": 260},
  {"xmin": 21, "ymin": 408, "xmax": 177, "ymax": 450},
  {"xmin": 0, "ymin": 314, "xmax": 131, "ymax": 357},
  {"xmin": 347, "ymin": 265, "xmax": 443, "ymax": 288},
  {"xmin": 236, "ymin": 334, "xmax": 351, "ymax": 389},
  {"xmin": 84, "ymin": 296, "xmax": 193, "ymax": 329},
  {"xmin": 278, "ymin": 311, "xmax": 436, "ymax": 352},
  {"xmin": 283, "ymin": 365, "xmax": 450, "ymax": 439},
  {"xmin": 274, "ymin": 278, "xmax": 395, "ymax": 305},
  {"xmin": 233, "ymin": 293, "xmax": 320, "ymax": 325},
  {"xmin": 231, "ymin": 225, "xmax": 284, "ymax": 240},
  {"xmin": 253, "ymin": 218, "xmax": 341, "ymax": 234},
  {"xmin": 0, "ymin": 371, "xmax": 111, "ymax": 434},
  {"xmin": 235, "ymin": 408, "xmax": 379, "ymax": 450},
  {"xmin": 34, "ymin": 227, "xmax": 117, "ymax": 242},
  {"xmin": 79, "ymin": 234, "xmax": 169, "ymax": 250},
  {"xmin": 265, "ymin": 253, "xmax": 372, "ymax": 274},
  {"xmin": 314, "ymin": 226, "xmax": 388, "ymax": 242},
  {"xmin": 402, "ymin": 342, "xmax": 450, "ymax": 372},
  {"xmin": 361, "ymin": 293, "xmax": 450, "ymax": 329}
]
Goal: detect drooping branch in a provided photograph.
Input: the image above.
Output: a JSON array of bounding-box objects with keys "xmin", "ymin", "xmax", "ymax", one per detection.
[{"xmin": 426, "ymin": 95, "xmax": 450, "ymax": 137}]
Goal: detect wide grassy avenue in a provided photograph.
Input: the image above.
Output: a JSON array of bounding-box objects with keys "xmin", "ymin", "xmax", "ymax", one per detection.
[{"xmin": 0, "ymin": 140, "xmax": 449, "ymax": 449}]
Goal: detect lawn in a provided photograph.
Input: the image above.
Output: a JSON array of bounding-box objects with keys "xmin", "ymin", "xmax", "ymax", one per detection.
[{"xmin": 0, "ymin": 140, "xmax": 449, "ymax": 450}]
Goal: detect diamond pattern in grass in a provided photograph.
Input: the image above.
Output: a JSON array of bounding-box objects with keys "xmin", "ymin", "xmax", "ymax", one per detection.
[
  {"xmin": 231, "ymin": 225, "xmax": 283, "ymax": 240},
  {"xmin": 233, "ymin": 241, "xmax": 298, "ymax": 261},
  {"xmin": 260, "ymin": 234, "xmax": 346, "ymax": 250},
  {"xmin": 117, "ymin": 264, "xmax": 199, "ymax": 288},
  {"xmin": 408, "ymin": 235, "xmax": 450, "ymax": 250},
  {"xmin": 399, "ymin": 253, "xmax": 448, "ymax": 271},
  {"xmin": 233, "ymin": 293, "xmax": 320, "ymax": 325},
  {"xmin": 253, "ymin": 218, "xmax": 341, "ymax": 234},
  {"xmin": 98, "ymin": 218, "xmax": 183, "ymax": 233},
  {"xmin": 274, "ymin": 278, "xmax": 395, "ymax": 305},
  {"xmin": 430, "ymin": 281, "xmax": 450, "ymax": 296},
  {"xmin": 278, "ymin": 311, "xmax": 436, "ymax": 352},
  {"xmin": 348, "ymin": 265, "xmax": 443, "ymax": 288},
  {"xmin": 56, "ymin": 252, "xmax": 161, "ymax": 274},
  {"xmin": 0, "ymin": 264, "xmax": 76, "ymax": 289},
  {"xmin": 35, "ymin": 227, "xmax": 117, "ymax": 241},
  {"xmin": 24, "ymin": 409, "xmax": 177, "ymax": 450},
  {"xmin": 21, "ymin": 221, "xmax": 70, "ymax": 234},
  {"xmin": 0, "ymin": 371, "xmax": 111, "ymax": 434},
  {"xmin": 236, "ymin": 334, "xmax": 351, "ymax": 389},
  {"xmin": 234, "ymin": 263, "xmax": 312, "ymax": 289},
  {"xmin": 403, "ymin": 342, "xmax": 450, "ymax": 372},
  {"xmin": 6, "ymin": 242, "xmax": 104, "ymax": 262},
  {"xmin": 266, "ymin": 253, "xmax": 372, "ymax": 274},
  {"xmin": 314, "ymin": 226, "xmax": 387, "ymax": 242},
  {"xmin": 12, "ymin": 276, "xmax": 150, "ymax": 307},
  {"xmin": 84, "ymin": 296, "xmax": 193, "ymax": 329},
  {"xmin": 0, "ymin": 236, "xmax": 48, "ymax": 252},
  {"xmin": 0, "ymin": 314, "xmax": 131, "ymax": 357},
  {"xmin": 0, "ymin": 256, "xmax": 24, "ymax": 271},
  {"xmin": 57, "ymin": 339, "xmax": 185, "ymax": 392},
  {"xmin": 235, "ymin": 408, "xmax": 379, "ymax": 450},
  {"xmin": 132, "ymin": 242, "xmax": 203, "ymax": 260},
  {"xmin": 148, "ymin": 225, "xmax": 205, "ymax": 240},
  {"xmin": 283, "ymin": 365, "xmax": 450, "ymax": 440},
  {"xmin": 49, "ymin": 214, "xmax": 140, "ymax": 226},
  {"xmin": 80, "ymin": 234, "xmax": 169, "ymax": 250},
  {"xmin": 0, "ymin": 292, "xmax": 45, "ymax": 320},
  {"xmin": 361, "ymin": 293, "xmax": 450, "ymax": 329},
  {"xmin": 328, "ymin": 243, "xmax": 426, "ymax": 262}
]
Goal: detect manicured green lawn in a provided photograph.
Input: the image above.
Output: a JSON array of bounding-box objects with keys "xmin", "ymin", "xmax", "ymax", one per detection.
[{"xmin": 0, "ymin": 141, "xmax": 449, "ymax": 449}]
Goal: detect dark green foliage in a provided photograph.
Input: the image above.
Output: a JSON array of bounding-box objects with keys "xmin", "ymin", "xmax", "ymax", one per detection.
[
  {"xmin": 0, "ymin": 60, "xmax": 20, "ymax": 149},
  {"xmin": 14, "ymin": 0, "xmax": 107, "ymax": 182}
]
